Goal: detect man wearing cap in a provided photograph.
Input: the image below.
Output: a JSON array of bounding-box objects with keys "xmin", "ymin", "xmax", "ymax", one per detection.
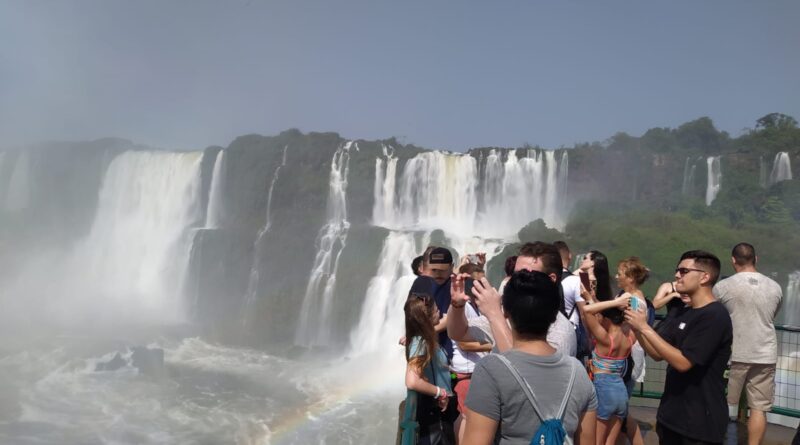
[{"xmin": 425, "ymin": 247, "xmax": 457, "ymax": 361}]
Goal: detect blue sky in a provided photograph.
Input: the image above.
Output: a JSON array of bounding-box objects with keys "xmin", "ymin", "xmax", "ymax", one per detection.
[{"xmin": 1, "ymin": 1, "xmax": 798, "ymax": 151}]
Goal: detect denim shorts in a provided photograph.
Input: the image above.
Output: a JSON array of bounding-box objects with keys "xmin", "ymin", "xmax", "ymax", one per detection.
[{"xmin": 593, "ymin": 373, "xmax": 629, "ymax": 420}]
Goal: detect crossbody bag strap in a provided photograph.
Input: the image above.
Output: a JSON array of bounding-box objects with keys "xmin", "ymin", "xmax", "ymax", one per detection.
[{"xmin": 494, "ymin": 355, "xmax": 546, "ymax": 420}]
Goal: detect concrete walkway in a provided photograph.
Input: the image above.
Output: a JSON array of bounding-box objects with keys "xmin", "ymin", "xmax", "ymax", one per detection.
[{"xmin": 627, "ymin": 406, "xmax": 798, "ymax": 445}]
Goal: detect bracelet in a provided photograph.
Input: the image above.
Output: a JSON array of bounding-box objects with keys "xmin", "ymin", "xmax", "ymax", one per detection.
[
  {"xmin": 451, "ymin": 302, "xmax": 465, "ymax": 309},
  {"xmin": 435, "ymin": 387, "xmax": 441, "ymax": 398}
]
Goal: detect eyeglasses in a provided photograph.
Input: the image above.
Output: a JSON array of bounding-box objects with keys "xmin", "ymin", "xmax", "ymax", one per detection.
[{"xmin": 675, "ymin": 267, "xmax": 707, "ymax": 276}]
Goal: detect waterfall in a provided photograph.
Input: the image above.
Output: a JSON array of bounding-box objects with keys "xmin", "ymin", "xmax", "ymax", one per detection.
[
  {"xmin": 777, "ymin": 271, "xmax": 800, "ymax": 329},
  {"xmin": 557, "ymin": 151, "xmax": 569, "ymax": 217},
  {"xmin": 386, "ymin": 148, "xmax": 567, "ymax": 238},
  {"xmin": 74, "ymin": 151, "xmax": 204, "ymax": 321},
  {"xmin": 348, "ymin": 231, "xmax": 425, "ymax": 357},
  {"xmin": 682, "ymin": 157, "xmax": 696, "ymax": 195},
  {"xmin": 372, "ymin": 144, "xmax": 397, "ymax": 226},
  {"xmin": 705, "ymin": 156, "xmax": 722, "ymax": 206},
  {"xmin": 241, "ymin": 145, "xmax": 290, "ymax": 324},
  {"xmin": 264, "ymin": 145, "xmax": 289, "ymax": 232},
  {"xmin": 294, "ymin": 142, "xmax": 354, "ymax": 347},
  {"xmin": 205, "ymin": 150, "xmax": 226, "ymax": 228},
  {"xmin": 769, "ymin": 152, "xmax": 793, "ymax": 185},
  {"xmin": 6, "ymin": 150, "xmax": 31, "ymax": 212}
]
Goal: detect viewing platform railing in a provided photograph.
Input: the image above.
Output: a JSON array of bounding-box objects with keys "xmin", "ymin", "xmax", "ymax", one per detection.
[{"xmin": 631, "ymin": 322, "xmax": 800, "ymax": 420}]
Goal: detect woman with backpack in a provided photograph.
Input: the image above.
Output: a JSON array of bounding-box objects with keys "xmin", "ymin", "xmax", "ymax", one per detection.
[
  {"xmin": 460, "ymin": 270, "xmax": 597, "ymax": 445},
  {"xmin": 401, "ymin": 292, "xmax": 458, "ymax": 445}
]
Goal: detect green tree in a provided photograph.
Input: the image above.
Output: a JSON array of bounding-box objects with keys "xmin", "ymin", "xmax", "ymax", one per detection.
[{"xmin": 755, "ymin": 113, "xmax": 798, "ymax": 131}]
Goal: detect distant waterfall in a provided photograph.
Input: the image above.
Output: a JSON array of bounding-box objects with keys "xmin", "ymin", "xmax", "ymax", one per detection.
[
  {"xmin": 705, "ymin": 156, "xmax": 721, "ymax": 206},
  {"xmin": 378, "ymin": 148, "xmax": 567, "ymax": 238},
  {"xmin": 242, "ymin": 145, "xmax": 290, "ymax": 323},
  {"xmin": 205, "ymin": 150, "xmax": 226, "ymax": 228},
  {"xmin": 769, "ymin": 152, "xmax": 793, "ymax": 185},
  {"xmin": 76, "ymin": 151, "xmax": 204, "ymax": 320},
  {"xmin": 372, "ymin": 144, "xmax": 397, "ymax": 226},
  {"xmin": 294, "ymin": 142, "xmax": 354, "ymax": 347},
  {"xmin": 5, "ymin": 150, "xmax": 31, "ymax": 212},
  {"xmin": 777, "ymin": 271, "xmax": 800, "ymax": 328},
  {"xmin": 682, "ymin": 157, "xmax": 696, "ymax": 195},
  {"xmin": 264, "ymin": 145, "xmax": 289, "ymax": 233}
]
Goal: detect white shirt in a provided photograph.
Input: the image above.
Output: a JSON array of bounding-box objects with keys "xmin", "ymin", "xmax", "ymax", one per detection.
[
  {"xmin": 547, "ymin": 312, "xmax": 577, "ymax": 357},
  {"xmin": 450, "ymin": 304, "xmax": 494, "ymax": 373},
  {"xmin": 561, "ymin": 275, "xmax": 583, "ymax": 327}
]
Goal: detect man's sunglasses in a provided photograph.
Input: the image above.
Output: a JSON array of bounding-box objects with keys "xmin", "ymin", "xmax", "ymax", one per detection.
[{"xmin": 675, "ymin": 267, "xmax": 707, "ymax": 276}]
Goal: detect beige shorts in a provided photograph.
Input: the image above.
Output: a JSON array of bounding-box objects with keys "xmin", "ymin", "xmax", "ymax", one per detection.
[{"xmin": 727, "ymin": 362, "xmax": 776, "ymax": 411}]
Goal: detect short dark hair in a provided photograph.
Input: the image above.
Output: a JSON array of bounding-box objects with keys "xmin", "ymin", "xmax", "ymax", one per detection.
[
  {"xmin": 732, "ymin": 243, "xmax": 756, "ymax": 267},
  {"xmin": 502, "ymin": 270, "xmax": 560, "ymax": 340},
  {"xmin": 518, "ymin": 242, "xmax": 562, "ymax": 277},
  {"xmin": 411, "ymin": 256, "xmax": 423, "ymax": 276},
  {"xmin": 679, "ymin": 250, "xmax": 721, "ymax": 285},
  {"xmin": 504, "ymin": 255, "xmax": 518, "ymax": 277}
]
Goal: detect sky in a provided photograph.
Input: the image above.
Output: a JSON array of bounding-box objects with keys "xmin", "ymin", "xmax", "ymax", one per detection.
[{"xmin": 0, "ymin": 1, "xmax": 798, "ymax": 152}]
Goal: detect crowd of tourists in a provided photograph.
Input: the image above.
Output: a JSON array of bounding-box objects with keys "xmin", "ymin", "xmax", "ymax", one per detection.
[{"xmin": 399, "ymin": 241, "xmax": 790, "ymax": 445}]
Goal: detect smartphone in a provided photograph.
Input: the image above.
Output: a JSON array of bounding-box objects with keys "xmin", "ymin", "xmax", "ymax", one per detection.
[
  {"xmin": 464, "ymin": 278, "xmax": 476, "ymax": 300},
  {"xmin": 630, "ymin": 296, "xmax": 640, "ymax": 312},
  {"xmin": 579, "ymin": 272, "xmax": 591, "ymax": 290}
]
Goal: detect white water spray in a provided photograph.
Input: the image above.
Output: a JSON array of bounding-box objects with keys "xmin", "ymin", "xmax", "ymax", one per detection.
[
  {"xmin": 295, "ymin": 142, "xmax": 355, "ymax": 347},
  {"xmin": 372, "ymin": 144, "xmax": 397, "ymax": 226},
  {"xmin": 205, "ymin": 150, "xmax": 226, "ymax": 228},
  {"xmin": 264, "ymin": 145, "xmax": 289, "ymax": 233},
  {"xmin": 705, "ymin": 156, "xmax": 721, "ymax": 206},
  {"xmin": 71, "ymin": 151, "xmax": 204, "ymax": 321},
  {"xmin": 769, "ymin": 152, "xmax": 793, "ymax": 185},
  {"xmin": 778, "ymin": 271, "xmax": 800, "ymax": 329}
]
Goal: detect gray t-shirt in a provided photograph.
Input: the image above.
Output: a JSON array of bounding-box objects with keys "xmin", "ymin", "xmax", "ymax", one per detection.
[
  {"xmin": 465, "ymin": 350, "xmax": 597, "ymax": 445},
  {"xmin": 713, "ymin": 272, "xmax": 783, "ymax": 363}
]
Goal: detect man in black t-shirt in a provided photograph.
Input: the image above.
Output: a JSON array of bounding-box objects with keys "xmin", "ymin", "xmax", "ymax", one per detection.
[{"xmin": 625, "ymin": 250, "xmax": 732, "ymax": 445}]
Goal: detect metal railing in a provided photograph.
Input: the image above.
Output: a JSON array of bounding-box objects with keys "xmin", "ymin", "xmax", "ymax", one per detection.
[{"xmin": 631, "ymin": 323, "xmax": 800, "ymax": 419}]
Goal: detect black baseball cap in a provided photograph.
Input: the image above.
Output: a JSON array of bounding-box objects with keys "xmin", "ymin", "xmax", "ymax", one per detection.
[{"xmin": 428, "ymin": 247, "xmax": 453, "ymax": 265}]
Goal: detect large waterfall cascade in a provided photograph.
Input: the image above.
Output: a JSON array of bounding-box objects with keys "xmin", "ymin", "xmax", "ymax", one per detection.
[
  {"xmin": 769, "ymin": 152, "xmax": 793, "ymax": 185},
  {"xmin": 72, "ymin": 150, "xmax": 205, "ymax": 321},
  {"xmin": 347, "ymin": 147, "xmax": 567, "ymax": 357},
  {"xmin": 205, "ymin": 149, "xmax": 226, "ymax": 228},
  {"xmin": 294, "ymin": 142, "xmax": 355, "ymax": 347},
  {"xmin": 705, "ymin": 156, "xmax": 722, "ymax": 206},
  {"xmin": 374, "ymin": 148, "xmax": 568, "ymax": 239}
]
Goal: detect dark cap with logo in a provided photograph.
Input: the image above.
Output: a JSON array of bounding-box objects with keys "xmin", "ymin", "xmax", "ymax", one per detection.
[{"xmin": 428, "ymin": 247, "xmax": 453, "ymax": 265}]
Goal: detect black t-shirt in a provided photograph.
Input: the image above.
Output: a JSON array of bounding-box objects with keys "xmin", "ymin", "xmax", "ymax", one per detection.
[{"xmin": 656, "ymin": 301, "xmax": 732, "ymax": 443}]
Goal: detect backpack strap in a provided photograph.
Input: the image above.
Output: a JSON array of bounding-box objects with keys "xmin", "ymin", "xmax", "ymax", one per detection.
[{"xmin": 494, "ymin": 354, "xmax": 578, "ymax": 421}]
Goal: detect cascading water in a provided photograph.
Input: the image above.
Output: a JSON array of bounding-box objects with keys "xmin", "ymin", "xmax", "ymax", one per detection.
[
  {"xmin": 372, "ymin": 144, "xmax": 397, "ymax": 226},
  {"xmin": 294, "ymin": 142, "xmax": 354, "ymax": 347},
  {"xmin": 769, "ymin": 152, "xmax": 793, "ymax": 185},
  {"xmin": 682, "ymin": 157, "xmax": 696, "ymax": 195},
  {"xmin": 777, "ymin": 271, "xmax": 800, "ymax": 328},
  {"xmin": 349, "ymin": 231, "xmax": 428, "ymax": 357},
  {"xmin": 205, "ymin": 149, "xmax": 226, "ymax": 228},
  {"xmin": 69, "ymin": 150, "xmax": 204, "ymax": 322},
  {"xmin": 705, "ymin": 156, "xmax": 721, "ymax": 206},
  {"xmin": 388, "ymin": 148, "xmax": 567, "ymax": 239},
  {"xmin": 264, "ymin": 145, "xmax": 289, "ymax": 233},
  {"xmin": 242, "ymin": 145, "xmax": 290, "ymax": 324}
]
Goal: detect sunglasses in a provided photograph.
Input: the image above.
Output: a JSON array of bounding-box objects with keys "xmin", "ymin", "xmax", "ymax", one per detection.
[{"xmin": 675, "ymin": 267, "xmax": 707, "ymax": 276}]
